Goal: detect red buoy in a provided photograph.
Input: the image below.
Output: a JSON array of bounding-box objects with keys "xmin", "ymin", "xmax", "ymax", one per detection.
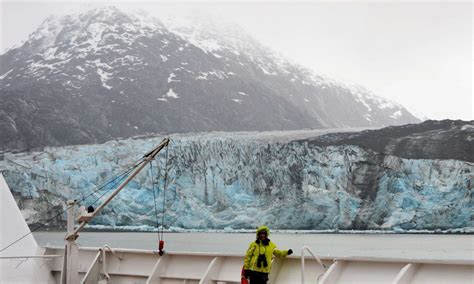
[
  {"xmin": 241, "ymin": 266, "xmax": 249, "ymax": 284},
  {"xmin": 159, "ymin": 240, "xmax": 165, "ymax": 256}
]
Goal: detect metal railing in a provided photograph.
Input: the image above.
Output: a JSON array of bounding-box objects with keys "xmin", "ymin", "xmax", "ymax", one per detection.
[
  {"xmin": 301, "ymin": 246, "xmax": 328, "ymax": 284},
  {"xmin": 81, "ymin": 245, "xmax": 123, "ymax": 284}
]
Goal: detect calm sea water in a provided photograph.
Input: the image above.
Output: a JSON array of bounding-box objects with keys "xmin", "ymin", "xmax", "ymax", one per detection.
[{"xmin": 33, "ymin": 232, "xmax": 473, "ymax": 262}]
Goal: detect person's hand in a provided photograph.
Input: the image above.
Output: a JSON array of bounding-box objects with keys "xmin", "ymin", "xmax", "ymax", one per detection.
[
  {"xmin": 244, "ymin": 269, "xmax": 251, "ymax": 278},
  {"xmin": 287, "ymin": 249, "xmax": 293, "ymax": 255}
]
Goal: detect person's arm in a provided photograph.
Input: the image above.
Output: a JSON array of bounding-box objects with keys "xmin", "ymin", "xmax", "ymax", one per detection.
[
  {"xmin": 243, "ymin": 243, "xmax": 255, "ymax": 269},
  {"xmin": 273, "ymin": 244, "xmax": 292, "ymax": 258}
]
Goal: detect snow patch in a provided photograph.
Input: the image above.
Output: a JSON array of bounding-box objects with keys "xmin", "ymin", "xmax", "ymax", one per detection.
[
  {"xmin": 158, "ymin": 88, "xmax": 179, "ymax": 101},
  {"xmin": 196, "ymin": 72, "xmax": 208, "ymax": 80},
  {"xmin": 166, "ymin": 88, "xmax": 179, "ymax": 98},
  {"xmin": 167, "ymin": 73, "xmax": 180, "ymax": 83},
  {"xmin": 85, "ymin": 22, "xmax": 108, "ymax": 51},
  {"xmin": 97, "ymin": 68, "xmax": 113, "ymax": 89},
  {"xmin": 0, "ymin": 69, "xmax": 13, "ymax": 80},
  {"xmin": 461, "ymin": 124, "xmax": 474, "ymax": 131},
  {"xmin": 195, "ymin": 70, "xmax": 227, "ymax": 80},
  {"xmin": 260, "ymin": 66, "xmax": 271, "ymax": 75},
  {"xmin": 43, "ymin": 47, "xmax": 58, "ymax": 60},
  {"xmin": 390, "ymin": 110, "xmax": 402, "ymax": 119}
]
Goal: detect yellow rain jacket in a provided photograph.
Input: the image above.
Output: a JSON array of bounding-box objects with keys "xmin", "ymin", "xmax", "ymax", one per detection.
[{"xmin": 243, "ymin": 226, "xmax": 289, "ymax": 273}]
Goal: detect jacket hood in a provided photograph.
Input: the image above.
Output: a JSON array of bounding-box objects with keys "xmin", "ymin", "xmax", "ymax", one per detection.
[{"xmin": 256, "ymin": 225, "xmax": 270, "ymax": 238}]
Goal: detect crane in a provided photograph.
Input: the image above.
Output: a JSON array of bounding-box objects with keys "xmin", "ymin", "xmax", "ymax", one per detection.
[{"xmin": 61, "ymin": 138, "xmax": 170, "ymax": 284}]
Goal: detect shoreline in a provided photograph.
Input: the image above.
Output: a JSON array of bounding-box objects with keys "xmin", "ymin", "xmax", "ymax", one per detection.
[{"xmin": 32, "ymin": 225, "xmax": 474, "ymax": 235}]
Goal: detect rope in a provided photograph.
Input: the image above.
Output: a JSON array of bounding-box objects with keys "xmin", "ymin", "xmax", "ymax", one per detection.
[
  {"xmin": 0, "ymin": 157, "xmax": 144, "ymax": 253},
  {"xmin": 85, "ymin": 164, "xmax": 139, "ymax": 207},
  {"xmin": 2, "ymin": 140, "xmax": 170, "ymax": 253},
  {"xmin": 0, "ymin": 203, "xmax": 74, "ymax": 253},
  {"xmin": 160, "ymin": 144, "xmax": 170, "ymax": 241},
  {"xmin": 79, "ymin": 157, "xmax": 144, "ymax": 206},
  {"xmin": 149, "ymin": 161, "xmax": 160, "ymax": 242}
]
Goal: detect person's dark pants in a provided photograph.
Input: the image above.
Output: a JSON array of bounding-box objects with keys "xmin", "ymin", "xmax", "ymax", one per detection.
[{"xmin": 249, "ymin": 270, "xmax": 269, "ymax": 284}]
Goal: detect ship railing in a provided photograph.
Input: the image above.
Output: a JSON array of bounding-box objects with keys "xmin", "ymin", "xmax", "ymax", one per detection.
[
  {"xmin": 81, "ymin": 245, "xmax": 123, "ymax": 284},
  {"xmin": 301, "ymin": 246, "xmax": 328, "ymax": 284}
]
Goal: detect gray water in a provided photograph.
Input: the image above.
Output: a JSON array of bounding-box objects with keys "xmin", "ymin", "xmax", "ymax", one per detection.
[{"xmin": 33, "ymin": 232, "xmax": 473, "ymax": 262}]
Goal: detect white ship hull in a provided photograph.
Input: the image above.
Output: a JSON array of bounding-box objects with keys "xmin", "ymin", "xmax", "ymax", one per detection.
[
  {"xmin": 37, "ymin": 246, "xmax": 472, "ymax": 284},
  {"xmin": 1, "ymin": 174, "xmax": 473, "ymax": 284}
]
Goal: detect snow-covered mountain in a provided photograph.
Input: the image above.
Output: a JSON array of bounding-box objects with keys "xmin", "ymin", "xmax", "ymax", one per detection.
[
  {"xmin": 1, "ymin": 120, "xmax": 472, "ymax": 231},
  {"xmin": 0, "ymin": 6, "xmax": 420, "ymax": 151}
]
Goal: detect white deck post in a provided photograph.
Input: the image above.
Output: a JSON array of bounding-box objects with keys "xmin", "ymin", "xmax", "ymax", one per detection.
[
  {"xmin": 319, "ymin": 260, "xmax": 345, "ymax": 284},
  {"xmin": 393, "ymin": 263, "xmax": 418, "ymax": 284},
  {"xmin": 199, "ymin": 256, "xmax": 223, "ymax": 284},
  {"xmin": 61, "ymin": 200, "xmax": 79, "ymax": 284},
  {"xmin": 146, "ymin": 255, "xmax": 168, "ymax": 284}
]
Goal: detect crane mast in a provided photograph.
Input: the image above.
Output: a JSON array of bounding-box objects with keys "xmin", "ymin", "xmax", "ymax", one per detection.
[{"xmin": 60, "ymin": 137, "xmax": 170, "ymax": 284}]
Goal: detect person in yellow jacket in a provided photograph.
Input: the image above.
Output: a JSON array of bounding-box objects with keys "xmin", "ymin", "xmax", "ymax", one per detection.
[{"xmin": 243, "ymin": 226, "xmax": 293, "ymax": 284}]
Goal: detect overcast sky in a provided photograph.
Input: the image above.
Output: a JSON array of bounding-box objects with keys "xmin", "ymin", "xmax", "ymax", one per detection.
[{"xmin": 1, "ymin": 1, "xmax": 472, "ymax": 120}]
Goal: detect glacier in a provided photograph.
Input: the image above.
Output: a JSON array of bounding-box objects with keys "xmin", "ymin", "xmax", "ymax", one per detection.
[{"xmin": 1, "ymin": 131, "xmax": 472, "ymax": 232}]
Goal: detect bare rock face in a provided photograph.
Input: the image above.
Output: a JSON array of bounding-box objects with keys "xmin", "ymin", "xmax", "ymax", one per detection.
[
  {"xmin": 302, "ymin": 120, "xmax": 474, "ymax": 162},
  {"xmin": 0, "ymin": 6, "xmax": 420, "ymax": 152}
]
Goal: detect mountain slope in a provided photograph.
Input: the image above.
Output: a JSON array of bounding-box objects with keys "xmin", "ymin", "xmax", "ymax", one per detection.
[
  {"xmin": 302, "ymin": 120, "xmax": 474, "ymax": 162},
  {"xmin": 0, "ymin": 6, "xmax": 420, "ymax": 151}
]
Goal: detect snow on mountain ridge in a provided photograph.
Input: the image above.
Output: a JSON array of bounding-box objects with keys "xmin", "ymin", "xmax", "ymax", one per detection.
[
  {"xmin": 166, "ymin": 15, "xmax": 406, "ymax": 116},
  {"xmin": 0, "ymin": 6, "xmax": 421, "ymax": 151},
  {"xmin": 164, "ymin": 13, "xmax": 409, "ymax": 123},
  {"xmin": 160, "ymin": 10, "xmax": 403, "ymax": 114},
  {"xmin": 1, "ymin": 6, "xmax": 409, "ymax": 115},
  {"xmin": 162, "ymin": 12, "xmax": 307, "ymax": 79},
  {"xmin": 0, "ymin": 6, "xmax": 170, "ymax": 88},
  {"xmin": 6, "ymin": 5, "xmax": 406, "ymax": 116},
  {"xmin": 22, "ymin": 7, "xmax": 162, "ymax": 63}
]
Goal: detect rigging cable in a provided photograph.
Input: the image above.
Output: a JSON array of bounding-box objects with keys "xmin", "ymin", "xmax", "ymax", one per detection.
[
  {"xmin": 73, "ymin": 155, "xmax": 145, "ymax": 208},
  {"xmin": 149, "ymin": 160, "xmax": 161, "ymax": 244},
  {"xmin": 0, "ymin": 203, "xmax": 75, "ymax": 253},
  {"xmin": 158, "ymin": 143, "xmax": 170, "ymax": 255},
  {"xmin": 85, "ymin": 163, "xmax": 139, "ymax": 207},
  {"xmin": 0, "ymin": 157, "xmax": 143, "ymax": 253}
]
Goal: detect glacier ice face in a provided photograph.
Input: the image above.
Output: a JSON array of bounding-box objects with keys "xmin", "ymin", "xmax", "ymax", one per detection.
[{"xmin": 1, "ymin": 132, "xmax": 472, "ymax": 231}]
